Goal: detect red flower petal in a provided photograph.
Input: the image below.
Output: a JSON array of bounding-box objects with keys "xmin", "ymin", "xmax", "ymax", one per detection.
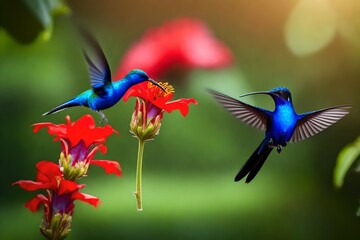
[
  {"xmin": 12, "ymin": 161, "xmax": 62, "ymax": 191},
  {"xmin": 123, "ymin": 86, "xmax": 144, "ymax": 102},
  {"xmin": 124, "ymin": 81, "xmax": 197, "ymax": 117},
  {"xmin": 90, "ymin": 160, "xmax": 122, "ymax": 177},
  {"xmin": 24, "ymin": 194, "xmax": 48, "ymax": 212},
  {"xmin": 33, "ymin": 122, "xmax": 67, "ymax": 142},
  {"xmin": 163, "ymin": 98, "xmax": 198, "ymax": 116},
  {"xmin": 86, "ymin": 145, "xmax": 108, "ymax": 162},
  {"xmin": 35, "ymin": 161, "xmax": 62, "ymax": 188},
  {"xmin": 33, "ymin": 115, "xmax": 118, "ymax": 149},
  {"xmin": 66, "ymin": 115, "xmax": 118, "ymax": 148},
  {"xmin": 65, "ymin": 115, "xmax": 96, "ymax": 147},
  {"xmin": 12, "ymin": 180, "xmax": 53, "ymax": 191},
  {"xmin": 36, "ymin": 161, "xmax": 60, "ymax": 173},
  {"xmin": 57, "ymin": 179, "xmax": 80, "ymax": 196},
  {"xmin": 71, "ymin": 191, "xmax": 100, "ymax": 208}
]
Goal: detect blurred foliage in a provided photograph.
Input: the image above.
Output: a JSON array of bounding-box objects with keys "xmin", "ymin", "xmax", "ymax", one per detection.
[
  {"xmin": 334, "ymin": 136, "xmax": 360, "ymax": 215},
  {"xmin": 0, "ymin": 0, "xmax": 69, "ymax": 43},
  {"xmin": 334, "ymin": 136, "xmax": 360, "ymax": 188},
  {"xmin": 1, "ymin": 0, "xmax": 360, "ymax": 240}
]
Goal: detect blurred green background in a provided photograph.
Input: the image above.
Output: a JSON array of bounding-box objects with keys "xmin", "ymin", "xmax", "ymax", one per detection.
[{"xmin": 1, "ymin": 0, "xmax": 359, "ymax": 239}]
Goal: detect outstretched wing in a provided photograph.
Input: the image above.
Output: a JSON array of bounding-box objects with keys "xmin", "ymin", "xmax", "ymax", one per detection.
[
  {"xmin": 208, "ymin": 89, "xmax": 270, "ymax": 131},
  {"xmin": 79, "ymin": 28, "xmax": 111, "ymax": 95},
  {"xmin": 290, "ymin": 105, "xmax": 351, "ymax": 143}
]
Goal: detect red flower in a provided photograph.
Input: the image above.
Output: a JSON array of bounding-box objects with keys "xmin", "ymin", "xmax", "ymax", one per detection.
[
  {"xmin": 33, "ymin": 115, "xmax": 121, "ymax": 179},
  {"xmin": 124, "ymin": 82, "xmax": 197, "ymax": 118},
  {"xmin": 13, "ymin": 161, "xmax": 100, "ymax": 213},
  {"xmin": 115, "ymin": 17, "xmax": 233, "ymax": 80},
  {"xmin": 124, "ymin": 81, "xmax": 197, "ymax": 141},
  {"xmin": 33, "ymin": 114, "xmax": 117, "ymax": 150},
  {"xmin": 125, "ymin": 81, "xmax": 197, "ymax": 210},
  {"xmin": 13, "ymin": 161, "xmax": 99, "ymax": 239}
]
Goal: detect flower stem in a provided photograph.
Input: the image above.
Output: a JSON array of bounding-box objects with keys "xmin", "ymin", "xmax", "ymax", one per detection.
[{"xmin": 135, "ymin": 139, "xmax": 145, "ymax": 211}]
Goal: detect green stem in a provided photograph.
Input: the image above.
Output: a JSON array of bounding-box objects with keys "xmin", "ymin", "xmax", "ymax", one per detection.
[{"xmin": 135, "ymin": 139, "xmax": 145, "ymax": 211}]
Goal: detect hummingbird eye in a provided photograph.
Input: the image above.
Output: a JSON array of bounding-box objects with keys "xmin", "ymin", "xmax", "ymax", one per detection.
[
  {"xmin": 277, "ymin": 91, "xmax": 284, "ymax": 96},
  {"xmin": 276, "ymin": 90, "xmax": 291, "ymax": 101},
  {"xmin": 139, "ymin": 72, "xmax": 148, "ymax": 79}
]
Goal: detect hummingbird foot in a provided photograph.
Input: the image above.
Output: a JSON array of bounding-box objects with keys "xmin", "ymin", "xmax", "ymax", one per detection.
[
  {"xmin": 267, "ymin": 138, "xmax": 286, "ymax": 153},
  {"xmin": 99, "ymin": 117, "xmax": 108, "ymax": 125},
  {"xmin": 277, "ymin": 141, "xmax": 288, "ymax": 153},
  {"xmin": 268, "ymin": 138, "xmax": 274, "ymax": 147},
  {"xmin": 96, "ymin": 111, "xmax": 108, "ymax": 125}
]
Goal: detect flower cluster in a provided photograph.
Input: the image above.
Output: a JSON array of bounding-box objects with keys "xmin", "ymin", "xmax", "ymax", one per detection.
[
  {"xmin": 13, "ymin": 115, "xmax": 120, "ymax": 239},
  {"xmin": 14, "ymin": 15, "xmax": 217, "ymax": 237}
]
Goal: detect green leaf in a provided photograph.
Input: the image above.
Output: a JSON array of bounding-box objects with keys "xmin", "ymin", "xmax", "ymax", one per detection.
[
  {"xmin": 357, "ymin": 203, "xmax": 360, "ymax": 217},
  {"xmin": 0, "ymin": 0, "xmax": 69, "ymax": 44},
  {"xmin": 333, "ymin": 136, "xmax": 360, "ymax": 188}
]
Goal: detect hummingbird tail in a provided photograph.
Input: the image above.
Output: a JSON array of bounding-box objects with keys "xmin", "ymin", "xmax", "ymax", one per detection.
[
  {"xmin": 234, "ymin": 138, "xmax": 273, "ymax": 183},
  {"xmin": 42, "ymin": 100, "xmax": 81, "ymax": 116}
]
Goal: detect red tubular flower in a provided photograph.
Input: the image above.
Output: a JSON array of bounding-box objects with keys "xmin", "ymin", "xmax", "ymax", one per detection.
[
  {"xmin": 33, "ymin": 115, "xmax": 121, "ymax": 180},
  {"xmin": 124, "ymin": 81, "xmax": 197, "ymax": 117},
  {"xmin": 124, "ymin": 81, "xmax": 197, "ymax": 210},
  {"xmin": 114, "ymin": 17, "xmax": 233, "ymax": 80},
  {"xmin": 13, "ymin": 161, "xmax": 100, "ymax": 211},
  {"xmin": 124, "ymin": 81, "xmax": 197, "ymax": 141},
  {"xmin": 13, "ymin": 161, "xmax": 99, "ymax": 239}
]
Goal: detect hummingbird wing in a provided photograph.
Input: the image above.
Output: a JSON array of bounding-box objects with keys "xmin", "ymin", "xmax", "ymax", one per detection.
[
  {"xmin": 208, "ymin": 89, "xmax": 270, "ymax": 131},
  {"xmin": 80, "ymin": 28, "xmax": 111, "ymax": 95},
  {"xmin": 291, "ymin": 105, "xmax": 351, "ymax": 143}
]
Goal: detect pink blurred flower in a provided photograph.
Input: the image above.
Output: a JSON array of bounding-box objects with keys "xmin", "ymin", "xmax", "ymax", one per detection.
[{"xmin": 115, "ymin": 17, "xmax": 233, "ymax": 80}]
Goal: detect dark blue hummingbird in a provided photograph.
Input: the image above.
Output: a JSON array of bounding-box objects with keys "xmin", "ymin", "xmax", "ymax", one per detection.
[
  {"xmin": 43, "ymin": 29, "xmax": 165, "ymax": 124},
  {"xmin": 208, "ymin": 87, "xmax": 351, "ymax": 183}
]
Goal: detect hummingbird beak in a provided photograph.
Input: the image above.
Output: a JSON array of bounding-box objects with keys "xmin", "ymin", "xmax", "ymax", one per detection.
[
  {"xmin": 148, "ymin": 78, "xmax": 166, "ymax": 92},
  {"xmin": 239, "ymin": 91, "xmax": 273, "ymax": 98}
]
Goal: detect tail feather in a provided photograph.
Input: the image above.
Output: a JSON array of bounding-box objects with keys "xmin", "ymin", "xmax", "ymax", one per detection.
[
  {"xmin": 245, "ymin": 147, "xmax": 272, "ymax": 183},
  {"xmin": 234, "ymin": 139, "xmax": 273, "ymax": 183},
  {"xmin": 42, "ymin": 100, "xmax": 81, "ymax": 116}
]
